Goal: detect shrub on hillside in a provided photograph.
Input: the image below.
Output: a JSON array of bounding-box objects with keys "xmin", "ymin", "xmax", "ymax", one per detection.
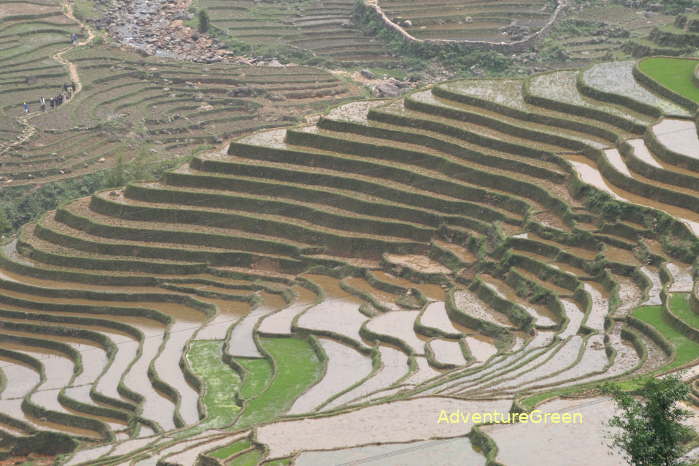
[{"xmin": 198, "ymin": 9, "xmax": 210, "ymax": 33}]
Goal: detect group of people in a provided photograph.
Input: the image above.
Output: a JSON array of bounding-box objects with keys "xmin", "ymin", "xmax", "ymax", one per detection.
[{"xmin": 23, "ymin": 82, "xmax": 77, "ymax": 113}]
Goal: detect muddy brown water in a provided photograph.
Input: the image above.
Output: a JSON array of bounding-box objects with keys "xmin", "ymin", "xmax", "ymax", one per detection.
[
  {"xmin": 302, "ymin": 274, "xmax": 361, "ymax": 302},
  {"xmin": 432, "ymin": 239, "xmax": 476, "ymax": 264},
  {"xmin": 371, "ymin": 271, "xmax": 447, "ymax": 301},
  {"xmin": 344, "ymin": 276, "xmax": 400, "ymax": 310},
  {"xmin": 0, "ymin": 284, "xmax": 206, "ymax": 324},
  {"xmin": 514, "ymin": 232, "xmax": 600, "ymax": 260},
  {"xmin": 603, "ymin": 243, "xmax": 639, "ymax": 266},
  {"xmin": 189, "ymin": 292, "xmax": 251, "ymax": 341}
]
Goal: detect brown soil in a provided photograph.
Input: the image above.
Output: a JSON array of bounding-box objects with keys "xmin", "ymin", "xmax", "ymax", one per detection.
[{"xmin": 0, "ymin": 454, "xmax": 55, "ymax": 465}]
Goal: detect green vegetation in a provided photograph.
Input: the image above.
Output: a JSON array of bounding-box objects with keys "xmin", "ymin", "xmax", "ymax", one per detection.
[
  {"xmin": 0, "ymin": 149, "xmax": 189, "ymax": 232},
  {"xmin": 198, "ymin": 9, "xmax": 210, "ymax": 33},
  {"xmin": 210, "ymin": 438, "xmax": 251, "ymax": 459},
  {"xmin": 603, "ymin": 374, "xmax": 693, "ymax": 466},
  {"xmin": 611, "ymin": 0, "xmax": 696, "ymax": 14},
  {"xmin": 261, "ymin": 459, "xmax": 292, "ymax": 466},
  {"xmin": 235, "ymin": 358, "xmax": 273, "ymax": 400},
  {"xmin": 670, "ymin": 293, "xmax": 699, "ymax": 328},
  {"xmin": 187, "ymin": 341, "xmax": 242, "ymax": 428},
  {"xmin": 634, "ymin": 305, "xmax": 699, "ymax": 370},
  {"xmin": 227, "ymin": 447, "xmax": 264, "ymax": 465},
  {"xmin": 233, "ymin": 337, "xmax": 323, "ymax": 428},
  {"xmin": 353, "ymin": 6, "xmax": 511, "ymax": 75},
  {"xmin": 638, "ymin": 58, "xmax": 699, "ymax": 103}
]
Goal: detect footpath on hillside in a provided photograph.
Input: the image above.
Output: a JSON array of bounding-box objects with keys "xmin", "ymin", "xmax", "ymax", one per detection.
[{"xmin": 0, "ymin": 0, "xmax": 94, "ymax": 157}]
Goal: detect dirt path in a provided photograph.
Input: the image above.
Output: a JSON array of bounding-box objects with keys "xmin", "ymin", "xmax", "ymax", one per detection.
[{"xmin": 0, "ymin": 0, "xmax": 94, "ymax": 157}]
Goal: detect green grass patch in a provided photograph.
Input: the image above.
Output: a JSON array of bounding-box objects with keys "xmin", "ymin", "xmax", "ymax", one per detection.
[
  {"xmin": 226, "ymin": 447, "xmax": 264, "ymax": 466},
  {"xmin": 233, "ymin": 336, "xmax": 323, "ymax": 428},
  {"xmin": 634, "ymin": 304, "xmax": 699, "ymax": 370},
  {"xmin": 235, "ymin": 357, "xmax": 273, "ymax": 400},
  {"xmin": 261, "ymin": 459, "xmax": 292, "ymax": 466},
  {"xmin": 669, "ymin": 293, "xmax": 699, "ymax": 328},
  {"xmin": 209, "ymin": 438, "xmax": 251, "ymax": 460},
  {"xmin": 638, "ymin": 57, "xmax": 699, "ymax": 103},
  {"xmin": 186, "ymin": 341, "xmax": 241, "ymax": 428}
]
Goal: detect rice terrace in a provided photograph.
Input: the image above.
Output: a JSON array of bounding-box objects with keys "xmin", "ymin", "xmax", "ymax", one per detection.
[{"xmin": 1, "ymin": 0, "xmax": 699, "ymax": 464}]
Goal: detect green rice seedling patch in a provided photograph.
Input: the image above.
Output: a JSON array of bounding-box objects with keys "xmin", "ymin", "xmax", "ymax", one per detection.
[
  {"xmin": 633, "ymin": 304, "xmax": 699, "ymax": 370},
  {"xmin": 669, "ymin": 293, "xmax": 699, "ymax": 328},
  {"xmin": 186, "ymin": 341, "xmax": 242, "ymax": 428},
  {"xmin": 210, "ymin": 438, "xmax": 252, "ymax": 459},
  {"xmin": 234, "ymin": 336, "xmax": 323, "ymax": 428},
  {"xmin": 262, "ymin": 459, "xmax": 292, "ymax": 466},
  {"xmin": 235, "ymin": 357, "xmax": 274, "ymax": 400},
  {"xmin": 638, "ymin": 57, "xmax": 699, "ymax": 103},
  {"xmin": 226, "ymin": 447, "xmax": 264, "ymax": 465}
]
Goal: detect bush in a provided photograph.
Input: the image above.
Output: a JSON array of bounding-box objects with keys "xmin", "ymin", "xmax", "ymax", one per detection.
[{"xmin": 198, "ymin": 9, "xmax": 210, "ymax": 33}]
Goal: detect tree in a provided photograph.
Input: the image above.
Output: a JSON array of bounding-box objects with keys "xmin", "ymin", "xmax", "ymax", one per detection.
[
  {"xmin": 602, "ymin": 375, "xmax": 694, "ymax": 466},
  {"xmin": 198, "ymin": 9, "xmax": 210, "ymax": 33},
  {"xmin": 0, "ymin": 207, "xmax": 11, "ymax": 234}
]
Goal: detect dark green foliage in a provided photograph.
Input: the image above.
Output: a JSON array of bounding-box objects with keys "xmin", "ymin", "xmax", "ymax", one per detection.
[
  {"xmin": 602, "ymin": 375, "xmax": 694, "ymax": 466},
  {"xmin": 611, "ymin": 0, "xmax": 697, "ymax": 14},
  {"xmin": 198, "ymin": 9, "xmax": 210, "ymax": 33},
  {"xmin": 8, "ymin": 431, "xmax": 77, "ymax": 456},
  {"xmin": 0, "ymin": 153, "xmax": 189, "ymax": 232},
  {"xmin": 0, "ymin": 208, "xmax": 12, "ymax": 234}
]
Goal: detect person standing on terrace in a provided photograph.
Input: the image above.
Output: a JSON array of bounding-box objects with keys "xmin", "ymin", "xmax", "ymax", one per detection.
[{"xmin": 22, "ymin": 102, "xmax": 28, "ymax": 113}]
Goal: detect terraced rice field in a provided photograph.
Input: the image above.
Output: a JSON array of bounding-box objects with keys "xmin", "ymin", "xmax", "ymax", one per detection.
[
  {"xmin": 378, "ymin": 0, "xmax": 555, "ymax": 42},
  {"xmin": 193, "ymin": 0, "xmax": 398, "ymax": 67},
  {"xmin": 0, "ymin": 0, "xmax": 359, "ymax": 203},
  {"xmin": 0, "ymin": 54, "xmax": 698, "ymax": 465},
  {"xmin": 626, "ymin": 12, "xmax": 699, "ymax": 58},
  {"xmin": 546, "ymin": 3, "xmax": 674, "ymax": 63}
]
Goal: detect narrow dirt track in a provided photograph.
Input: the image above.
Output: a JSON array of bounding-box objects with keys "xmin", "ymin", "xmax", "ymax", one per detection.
[{"xmin": 0, "ymin": 0, "xmax": 94, "ymax": 156}]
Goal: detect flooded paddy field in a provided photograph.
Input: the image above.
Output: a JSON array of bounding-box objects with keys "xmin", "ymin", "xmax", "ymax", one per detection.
[{"xmin": 1, "ymin": 44, "xmax": 698, "ymax": 465}]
